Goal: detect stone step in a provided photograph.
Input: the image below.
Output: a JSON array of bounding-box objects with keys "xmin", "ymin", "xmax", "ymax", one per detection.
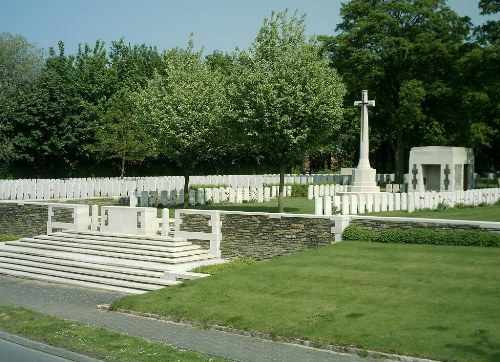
[
  {"xmin": 36, "ymin": 234, "xmax": 202, "ymax": 253},
  {"xmin": 0, "ymin": 257, "xmax": 176, "ymax": 287},
  {"xmin": 5, "ymin": 240, "xmax": 213, "ymax": 264},
  {"xmin": 13, "ymin": 238, "xmax": 209, "ymax": 259},
  {"xmin": 60, "ymin": 230, "xmax": 190, "ymax": 246},
  {"xmin": 0, "ymin": 251, "xmax": 165, "ymax": 277},
  {"xmin": 0, "ymin": 261, "xmax": 178, "ymax": 292},
  {"xmin": 0, "ymin": 267, "xmax": 150, "ymax": 295}
]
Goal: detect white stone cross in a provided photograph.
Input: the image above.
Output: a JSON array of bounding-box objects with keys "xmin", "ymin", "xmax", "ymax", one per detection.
[{"xmin": 354, "ymin": 90, "xmax": 375, "ymax": 170}]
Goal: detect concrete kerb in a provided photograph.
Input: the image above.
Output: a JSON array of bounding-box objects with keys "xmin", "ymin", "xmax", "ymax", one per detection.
[
  {"xmin": 103, "ymin": 306, "xmax": 439, "ymax": 362},
  {"xmin": 0, "ymin": 331, "xmax": 102, "ymax": 362}
]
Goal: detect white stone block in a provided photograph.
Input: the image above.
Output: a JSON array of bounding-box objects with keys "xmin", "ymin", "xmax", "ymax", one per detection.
[
  {"xmin": 229, "ymin": 188, "xmax": 236, "ymax": 203},
  {"xmin": 350, "ymin": 195, "xmax": 358, "ymax": 214},
  {"xmin": 388, "ymin": 193, "xmax": 394, "ymax": 211},
  {"xmin": 313, "ymin": 185, "xmax": 320, "ymax": 198},
  {"xmin": 315, "ymin": 197, "xmax": 323, "ymax": 215},
  {"xmin": 358, "ymin": 194, "xmax": 366, "ymax": 214},
  {"xmin": 213, "ymin": 188, "xmax": 220, "ymax": 204},
  {"xmin": 308, "ymin": 185, "xmax": 314, "ymax": 200},
  {"xmin": 374, "ymin": 194, "xmax": 381, "ymax": 212},
  {"xmin": 235, "ymin": 188, "xmax": 243, "ymax": 203},
  {"xmin": 257, "ymin": 188, "xmax": 264, "ymax": 202},
  {"xmin": 380, "ymin": 193, "xmax": 388, "ymax": 212},
  {"xmin": 323, "ymin": 196, "xmax": 332, "ymax": 216},
  {"xmin": 196, "ymin": 189, "xmax": 205, "ymax": 205},
  {"xmin": 341, "ymin": 195, "xmax": 350, "ymax": 215},
  {"xmin": 394, "ymin": 193, "xmax": 401, "ymax": 211},
  {"xmin": 264, "ymin": 187, "xmax": 270, "ymax": 202},
  {"xmin": 365, "ymin": 194, "xmax": 374, "ymax": 213},
  {"xmin": 242, "ymin": 187, "xmax": 250, "ymax": 202}
]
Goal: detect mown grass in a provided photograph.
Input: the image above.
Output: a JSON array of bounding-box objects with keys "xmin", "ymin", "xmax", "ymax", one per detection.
[
  {"xmin": 191, "ymin": 258, "xmax": 257, "ymax": 275},
  {"xmin": 366, "ymin": 203, "xmax": 500, "ymax": 222},
  {"xmin": 112, "ymin": 242, "xmax": 500, "ymax": 362},
  {"xmin": 165, "ymin": 197, "xmax": 315, "ymax": 217},
  {"xmin": 0, "ymin": 234, "xmax": 19, "ymax": 242},
  {"xmin": 0, "ymin": 305, "xmax": 225, "ymax": 362}
]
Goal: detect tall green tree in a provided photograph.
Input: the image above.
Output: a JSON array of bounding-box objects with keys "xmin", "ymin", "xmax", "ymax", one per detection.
[
  {"xmin": 321, "ymin": 0, "xmax": 471, "ymax": 182},
  {"xmin": 453, "ymin": 0, "xmax": 500, "ymax": 170},
  {"xmin": 232, "ymin": 10, "xmax": 345, "ymax": 212},
  {"xmin": 0, "ymin": 33, "xmax": 43, "ymax": 168},
  {"xmin": 94, "ymin": 87, "xmax": 155, "ymax": 177},
  {"xmin": 136, "ymin": 41, "xmax": 230, "ymax": 208}
]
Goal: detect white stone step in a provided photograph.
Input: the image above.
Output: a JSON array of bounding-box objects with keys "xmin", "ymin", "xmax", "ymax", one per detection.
[
  {"xmin": 0, "ymin": 258, "xmax": 177, "ymax": 288},
  {"xmin": 63, "ymin": 230, "xmax": 190, "ymax": 244},
  {"xmin": 60, "ymin": 230, "xmax": 190, "ymax": 246},
  {"xmin": 0, "ymin": 268, "xmax": 148, "ymax": 294},
  {"xmin": 0, "ymin": 254, "xmax": 165, "ymax": 279},
  {"xmin": 11, "ymin": 239, "xmax": 210, "ymax": 261},
  {"xmin": 5, "ymin": 240, "xmax": 212, "ymax": 264},
  {"xmin": 36, "ymin": 234, "xmax": 202, "ymax": 253}
]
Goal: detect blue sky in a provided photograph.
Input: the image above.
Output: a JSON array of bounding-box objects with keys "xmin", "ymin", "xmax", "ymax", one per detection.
[{"xmin": 1, "ymin": 0, "xmax": 498, "ymax": 56}]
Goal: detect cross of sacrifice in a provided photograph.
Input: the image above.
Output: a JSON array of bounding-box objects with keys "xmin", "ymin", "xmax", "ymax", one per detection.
[{"xmin": 354, "ymin": 90, "xmax": 375, "ymax": 169}]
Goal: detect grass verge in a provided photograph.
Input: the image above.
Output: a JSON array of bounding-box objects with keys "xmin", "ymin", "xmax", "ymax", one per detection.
[
  {"xmin": 112, "ymin": 242, "xmax": 500, "ymax": 362},
  {"xmin": 0, "ymin": 234, "xmax": 19, "ymax": 242},
  {"xmin": 366, "ymin": 203, "xmax": 500, "ymax": 222},
  {"xmin": 0, "ymin": 305, "xmax": 225, "ymax": 362}
]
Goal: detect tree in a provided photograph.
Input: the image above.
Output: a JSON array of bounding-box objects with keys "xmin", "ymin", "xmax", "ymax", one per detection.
[
  {"xmin": 321, "ymin": 0, "xmax": 471, "ymax": 182},
  {"xmin": 0, "ymin": 33, "xmax": 43, "ymax": 167},
  {"xmin": 93, "ymin": 87, "xmax": 156, "ymax": 177},
  {"xmin": 136, "ymin": 41, "xmax": 230, "ymax": 208},
  {"xmin": 231, "ymin": 10, "xmax": 345, "ymax": 212},
  {"xmin": 453, "ymin": 0, "xmax": 500, "ymax": 171}
]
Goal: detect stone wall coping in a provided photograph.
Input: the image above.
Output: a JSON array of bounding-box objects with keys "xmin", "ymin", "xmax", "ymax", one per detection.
[
  {"xmin": 350, "ymin": 215, "xmax": 500, "ymax": 229},
  {"xmin": 215, "ymin": 210, "xmax": 349, "ymax": 221}
]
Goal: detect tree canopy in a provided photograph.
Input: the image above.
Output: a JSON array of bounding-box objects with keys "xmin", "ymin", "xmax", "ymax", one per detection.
[
  {"xmin": 321, "ymin": 0, "xmax": 472, "ymax": 181},
  {"xmin": 232, "ymin": 10, "xmax": 346, "ymax": 211}
]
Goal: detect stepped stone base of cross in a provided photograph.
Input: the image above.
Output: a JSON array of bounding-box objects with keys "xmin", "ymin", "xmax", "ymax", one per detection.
[{"xmin": 347, "ymin": 167, "xmax": 380, "ymax": 193}]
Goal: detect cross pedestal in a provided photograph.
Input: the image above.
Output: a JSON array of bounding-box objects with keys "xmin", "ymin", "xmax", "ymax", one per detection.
[{"xmin": 348, "ymin": 90, "xmax": 380, "ymax": 193}]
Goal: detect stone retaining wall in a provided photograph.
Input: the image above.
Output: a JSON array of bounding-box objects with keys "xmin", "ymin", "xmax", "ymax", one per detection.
[
  {"xmin": 349, "ymin": 216, "xmax": 500, "ymax": 234},
  {"xmin": 0, "ymin": 202, "xmax": 72, "ymax": 237},
  {"xmin": 178, "ymin": 211, "xmax": 337, "ymax": 260}
]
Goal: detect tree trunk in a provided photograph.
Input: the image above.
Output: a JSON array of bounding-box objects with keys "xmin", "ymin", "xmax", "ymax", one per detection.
[
  {"xmin": 183, "ymin": 171, "xmax": 190, "ymax": 209},
  {"xmin": 278, "ymin": 164, "xmax": 285, "ymax": 213},
  {"xmin": 120, "ymin": 158, "xmax": 125, "ymax": 178},
  {"xmin": 394, "ymin": 132, "xmax": 405, "ymax": 184}
]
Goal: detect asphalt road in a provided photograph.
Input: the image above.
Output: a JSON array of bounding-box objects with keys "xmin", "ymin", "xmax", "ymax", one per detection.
[{"xmin": 0, "ymin": 275, "xmax": 384, "ymax": 362}]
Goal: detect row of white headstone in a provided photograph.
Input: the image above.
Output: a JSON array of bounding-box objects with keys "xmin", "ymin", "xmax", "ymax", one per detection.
[
  {"xmin": 0, "ymin": 173, "xmax": 395, "ymax": 201},
  {"xmin": 136, "ymin": 186, "xmax": 294, "ymax": 207},
  {"xmin": 315, "ymin": 188, "xmax": 500, "ymax": 215},
  {"xmin": 306, "ymin": 183, "xmax": 408, "ymax": 199}
]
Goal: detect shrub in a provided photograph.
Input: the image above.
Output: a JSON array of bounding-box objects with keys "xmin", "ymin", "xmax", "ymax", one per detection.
[
  {"xmin": 0, "ymin": 234, "xmax": 19, "ymax": 242},
  {"xmin": 342, "ymin": 225, "xmax": 500, "ymax": 247}
]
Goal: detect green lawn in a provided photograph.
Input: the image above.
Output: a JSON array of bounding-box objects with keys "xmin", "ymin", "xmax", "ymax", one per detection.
[
  {"xmin": 0, "ymin": 305, "xmax": 225, "ymax": 362},
  {"xmin": 166, "ymin": 197, "xmax": 316, "ymax": 217},
  {"xmin": 112, "ymin": 242, "xmax": 500, "ymax": 362},
  {"xmin": 166, "ymin": 197, "xmax": 500, "ymax": 222},
  {"xmin": 366, "ymin": 203, "xmax": 500, "ymax": 222}
]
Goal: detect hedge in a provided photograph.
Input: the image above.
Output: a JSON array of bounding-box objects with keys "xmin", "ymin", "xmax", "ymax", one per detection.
[{"xmin": 342, "ymin": 225, "xmax": 500, "ymax": 247}]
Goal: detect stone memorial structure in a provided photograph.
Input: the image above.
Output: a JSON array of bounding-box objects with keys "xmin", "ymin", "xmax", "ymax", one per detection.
[
  {"xmin": 347, "ymin": 90, "xmax": 380, "ymax": 193},
  {"xmin": 408, "ymin": 146, "xmax": 474, "ymax": 192}
]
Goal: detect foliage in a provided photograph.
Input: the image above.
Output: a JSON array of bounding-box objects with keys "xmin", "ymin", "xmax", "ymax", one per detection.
[
  {"xmin": 231, "ymin": 10, "xmax": 345, "ymax": 212},
  {"xmin": 112, "ymin": 242, "xmax": 500, "ymax": 361},
  {"xmin": 320, "ymin": 0, "xmax": 471, "ymax": 180},
  {"xmin": 93, "ymin": 87, "xmax": 155, "ymax": 177},
  {"xmin": 0, "ymin": 305, "xmax": 224, "ymax": 362},
  {"xmin": 0, "ymin": 33, "xmax": 43, "ymax": 164},
  {"xmin": 136, "ymin": 40, "xmax": 230, "ymax": 207},
  {"xmin": 342, "ymin": 225, "xmax": 500, "ymax": 247},
  {"xmin": 190, "ymin": 259, "xmax": 257, "ymax": 275}
]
